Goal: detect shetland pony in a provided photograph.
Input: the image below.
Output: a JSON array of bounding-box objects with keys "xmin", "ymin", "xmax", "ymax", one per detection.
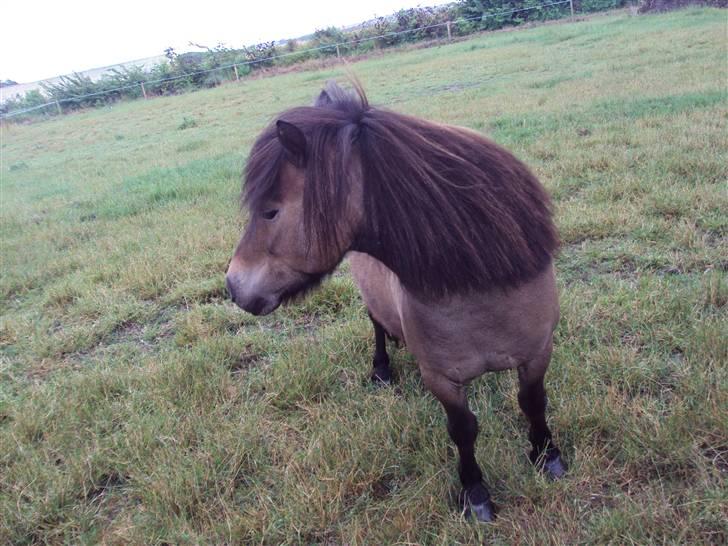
[{"xmin": 226, "ymin": 81, "xmax": 566, "ymax": 521}]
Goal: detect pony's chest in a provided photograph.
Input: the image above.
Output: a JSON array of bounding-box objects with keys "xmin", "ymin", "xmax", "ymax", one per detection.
[{"xmin": 347, "ymin": 252, "xmax": 405, "ymax": 341}]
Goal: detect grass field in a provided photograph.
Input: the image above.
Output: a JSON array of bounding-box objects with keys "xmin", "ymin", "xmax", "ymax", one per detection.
[{"xmin": 1, "ymin": 7, "xmax": 726, "ymax": 544}]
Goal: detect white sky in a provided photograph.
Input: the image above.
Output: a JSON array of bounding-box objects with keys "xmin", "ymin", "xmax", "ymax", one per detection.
[{"xmin": 1, "ymin": 0, "xmax": 452, "ymax": 83}]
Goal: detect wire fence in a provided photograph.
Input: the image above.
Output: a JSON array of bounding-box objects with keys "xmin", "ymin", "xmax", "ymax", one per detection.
[{"xmin": 1, "ymin": 0, "xmax": 575, "ymax": 120}]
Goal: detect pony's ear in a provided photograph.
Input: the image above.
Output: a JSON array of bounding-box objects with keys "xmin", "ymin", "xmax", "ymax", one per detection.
[
  {"xmin": 315, "ymin": 89, "xmax": 332, "ymax": 107},
  {"xmin": 276, "ymin": 120, "xmax": 307, "ymax": 167}
]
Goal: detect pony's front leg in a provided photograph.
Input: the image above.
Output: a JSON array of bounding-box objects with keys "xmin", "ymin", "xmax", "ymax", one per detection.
[
  {"xmin": 422, "ymin": 370, "xmax": 495, "ymax": 523},
  {"xmin": 517, "ymin": 346, "xmax": 567, "ymax": 480}
]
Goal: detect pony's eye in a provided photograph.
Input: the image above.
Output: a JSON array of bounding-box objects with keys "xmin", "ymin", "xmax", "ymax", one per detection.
[{"xmin": 262, "ymin": 209, "xmax": 279, "ymax": 220}]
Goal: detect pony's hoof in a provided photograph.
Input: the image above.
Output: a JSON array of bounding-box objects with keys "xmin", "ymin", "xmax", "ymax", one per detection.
[
  {"xmin": 371, "ymin": 373, "xmax": 392, "ymax": 387},
  {"xmin": 531, "ymin": 447, "xmax": 568, "ymax": 480},
  {"xmin": 467, "ymin": 500, "xmax": 496, "ymax": 523},
  {"xmin": 370, "ymin": 368, "xmax": 391, "ymax": 386},
  {"xmin": 460, "ymin": 485, "xmax": 496, "ymax": 523},
  {"xmin": 543, "ymin": 453, "xmax": 567, "ymax": 480}
]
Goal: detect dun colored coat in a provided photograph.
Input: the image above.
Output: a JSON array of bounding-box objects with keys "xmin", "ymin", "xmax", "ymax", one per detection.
[{"xmin": 226, "ymin": 81, "xmax": 567, "ymax": 522}]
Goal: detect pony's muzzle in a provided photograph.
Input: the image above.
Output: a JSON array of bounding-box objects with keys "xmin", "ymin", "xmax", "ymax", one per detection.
[{"xmin": 225, "ymin": 272, "xmax": 279, "ymax": 316}]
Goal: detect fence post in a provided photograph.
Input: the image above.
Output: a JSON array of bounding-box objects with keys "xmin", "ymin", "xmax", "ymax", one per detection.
[
  {"xmin": 569, "ymin": 0, "xmax": 575, "ymax": 19},
  {"xmin": 55, "ymin": 101, "xmax": 63, "ymax": 115},
  {"xmin": 233, "ymin": 65, "xmax": 240, "ymax": 81},
  {"xmin": 447, "ymin": 21, "xmax": 452, "ymax": 41},
  {"xmin": 140, "ymin": 82, "xmax": 148, "ymax": 99},
  {"xmin": 336, "ymin": 44, "xmax": 341, "ymax": 58}
]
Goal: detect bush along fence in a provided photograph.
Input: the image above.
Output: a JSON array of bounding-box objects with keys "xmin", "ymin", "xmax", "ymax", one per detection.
[{"xmin": 1, "ymin": 0, "xmax": 635, "ymax": 121}]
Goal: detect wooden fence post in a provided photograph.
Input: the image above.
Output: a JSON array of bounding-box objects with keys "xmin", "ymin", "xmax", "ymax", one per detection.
[
  {"xmin": 446, "ymin": 21, "xmax": 452, "ymax": 41},
  {"xmin": 569, "ymin": 0, "xmax": 575, "ymax": 19},
  {"xmin": 233, "ymin": 65, "xmax": 240, "ymax": 81},
  {"xmin": 336, "ymin": 44, "xmax": 341, "ymax": 58},
  {"xmin": 140, "ymin": 82, "xmax": 148, "ymax": 99},
  {"xmin": 55, "ymin": 101, "xmax": 63, "ymax": 115}
]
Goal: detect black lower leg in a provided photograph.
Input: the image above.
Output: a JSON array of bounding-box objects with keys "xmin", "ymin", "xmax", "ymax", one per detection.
[
  {"xmin": 446, "ymin": 406, "xmax": 483, "ymax": 488},
  {"xmin": 444, "ymin": 405, "xmax": 495, "ymax": 522},
  {"xmin": 424, "ymin": 373, "xmax": 495, "ymax": 523},
  {"xmin": 369, "ymin": 313, "xmax": 391, "ymax": 384},
  {"xmin": 517, "ymin": 372, "xmax": 566, "ymax": 478}
]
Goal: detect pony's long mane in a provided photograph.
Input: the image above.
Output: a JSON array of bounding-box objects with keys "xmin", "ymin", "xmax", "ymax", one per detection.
[{"xmin": 244, "ymin": 81, "xmax": 558, "ymax": 296}]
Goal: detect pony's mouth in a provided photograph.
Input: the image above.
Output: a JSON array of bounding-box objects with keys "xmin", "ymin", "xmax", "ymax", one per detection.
[
  {"xmin": 230, "ymin": 269, "xmax": 328, "ymax": 316},
  {"xmin": 277, "ymin": 270, "xmax": 327, "ymax": 307}
]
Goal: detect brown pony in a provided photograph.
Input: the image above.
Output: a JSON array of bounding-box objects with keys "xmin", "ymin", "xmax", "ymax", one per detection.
[{"xmin": 226, "ymin": 81, "xmax": 567, "ymax": 522}]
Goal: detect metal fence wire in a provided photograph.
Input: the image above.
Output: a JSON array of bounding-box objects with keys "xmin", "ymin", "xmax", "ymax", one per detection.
[{"xmin": 1, "ymin": 0, "xmax": 574, "ymax": 120}]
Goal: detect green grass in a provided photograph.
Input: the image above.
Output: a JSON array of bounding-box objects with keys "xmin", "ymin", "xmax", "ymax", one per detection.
[{"xmin": 1, "ymin": 7, "xmax": 726, "ymax": 544}]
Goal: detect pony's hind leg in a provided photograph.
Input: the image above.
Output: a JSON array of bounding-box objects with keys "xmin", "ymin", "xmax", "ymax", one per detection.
[
  {"xmin": 369, "ymin": 313, "xmax": 392, "ymax": 384},
  {"xmin": 422, "ymin": 370, "xmax": 495, "ymax": 523},
  {"xmin": 517, "ymin": 348, "xmax": 567, "ymax": 480}
]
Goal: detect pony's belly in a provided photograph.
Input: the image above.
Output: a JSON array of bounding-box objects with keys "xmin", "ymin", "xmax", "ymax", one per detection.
[
  {"xmin": 401, "ymin": 264, "xmax": 560, "ymax": 382},
  {"xmin": 347, "ymin": 252, "xmax": 405, "ymax": 341}
]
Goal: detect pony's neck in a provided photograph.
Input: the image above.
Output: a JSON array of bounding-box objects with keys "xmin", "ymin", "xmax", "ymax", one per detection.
[{"xmin": 350, "ymin": 231, "xmax": 399, "ymax": 280}]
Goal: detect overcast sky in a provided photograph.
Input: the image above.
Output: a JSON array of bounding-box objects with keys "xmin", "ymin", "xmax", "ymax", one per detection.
[{"xmin": 1, "ymin": 0, "xmax": 453, "ymax": 83}]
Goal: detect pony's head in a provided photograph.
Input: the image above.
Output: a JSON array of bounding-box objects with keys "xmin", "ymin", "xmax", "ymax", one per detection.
[{"xmin": 226, "ymin": 82, "xmax": 367, "ymax": 315}]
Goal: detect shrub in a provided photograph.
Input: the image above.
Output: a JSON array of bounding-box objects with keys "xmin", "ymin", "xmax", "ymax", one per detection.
[
  {"xmin": 578, "ymin": 0, "xmax": 630, "ymax": 13},
  {"xmin": 0, "ymin": 89, "xmax": 49, "ymax": 117},
  {"xmin": 456, "ymin": 0, "xmax": 573, "ymax": 30},
  {"xmin": 311, "ymin": 27, "xmax": 347, "ymax": 57},
  {"xmin": 241, "ymin": 42, "xmax": 278, "ymax": 68}
]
